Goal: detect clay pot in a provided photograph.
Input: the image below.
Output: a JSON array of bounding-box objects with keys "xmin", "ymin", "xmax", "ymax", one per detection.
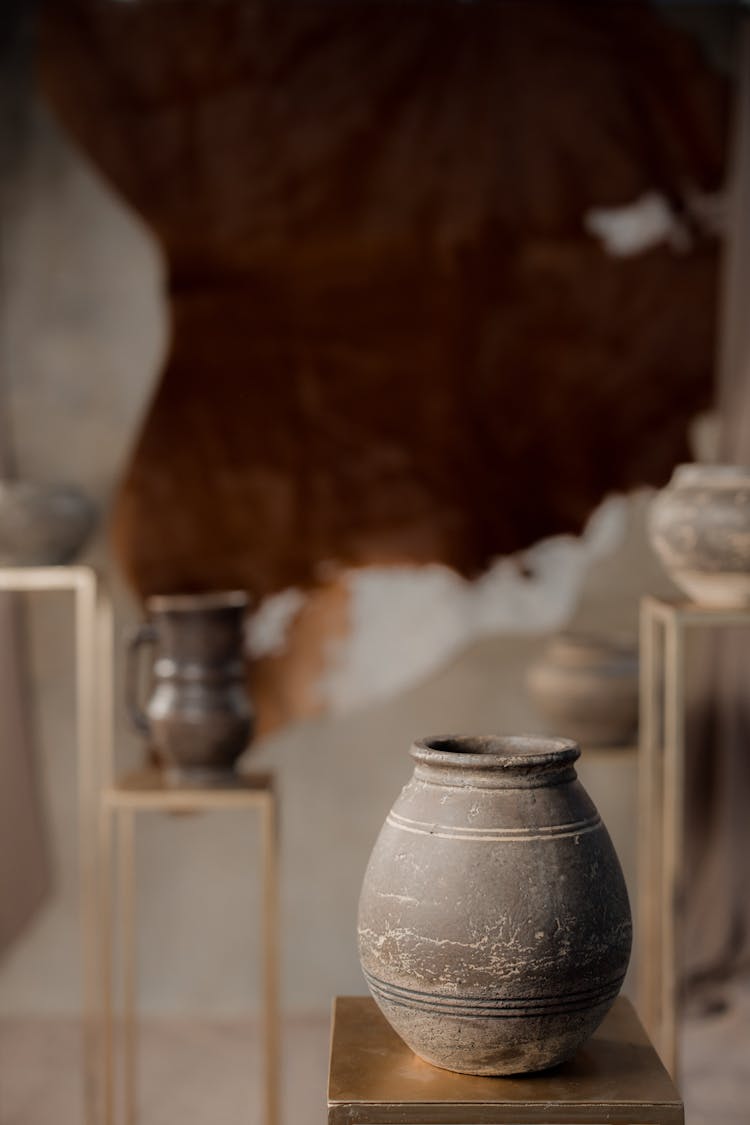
[
  {"xmin": 126, "ymin": 591, "xmax": 253, "ymax": 781},
  {"xmin": 0, "ymin": 481, "xmax": 96, "ymax": 566},
  {"xmin": 649, "ymin": 464, "xmax": 750, "ymax": 607},
  {"xmin": 526, "ymin": 633, "xmax": 638, "ymax": 748},
  {"xmin": 358, "ymin": 734, "xmax": 631, "ymax": 1076}
]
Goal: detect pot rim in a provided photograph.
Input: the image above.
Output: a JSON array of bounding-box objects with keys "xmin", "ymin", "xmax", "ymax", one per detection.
[
  {"xmin": 145, "ymin": 590, "xmax": 249, "ymax": 613},
  {"xmin": 411, "ymin": 733, "xmax": 580, "ymax": 771},
  {"xmin": 670, "ymin": 463, "xmax": 750, "ymax": 488}
]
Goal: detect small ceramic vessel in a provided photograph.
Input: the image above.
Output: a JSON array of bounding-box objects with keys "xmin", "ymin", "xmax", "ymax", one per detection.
[
  {"xmin": 649, "ymin": 464, "xmax": 750, "ymax": 607},
  {"xmin": 0, "ymin": 481, "xmax": 96, "ymax": 565},
  {"xmin": 526, "ymin": 632, "xmax": 638, "ymax": 748},
  {"xmin": 126, "ymin": 590, "xmax": 253, "ymax": 780}
]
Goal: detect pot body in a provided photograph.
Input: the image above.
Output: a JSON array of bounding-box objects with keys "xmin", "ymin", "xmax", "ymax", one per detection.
[
  {"xmin": 126, "ymin": 591, "xmax": 253, "ymax": 780},
  {"xmin": 358, "ymin": 735, "xmax": 631, "ymax": 1076},
  {"xmin": 526, "ymin": 633, "xmax": 638, "ymax": 748},
  {"xmin": 649, "ymin": 464, "xmax": 750, "ymax": 607}
]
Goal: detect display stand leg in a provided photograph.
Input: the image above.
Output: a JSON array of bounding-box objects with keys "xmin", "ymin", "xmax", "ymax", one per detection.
[
  {"xmin": 99, "ymin": 800, "xmax": 115, "ymax": 1125},
  {"xmin": 119, "ymin": 808, "xmax": 138, "ymax": 1125},
  {"xmin": 97, "ymin": 591, "xmax": 115, "ymax": 1124},
  {"xmin": 639, "ymin": 599, "xmax": 665, "ymax": 1049},
  {"xmin": 638, "ymin": 599, "xmax": 687, "ymax": 1080},
  {"xmin": 262, "ymin": 793, "xmax": 281, "ymax": 1125},
  {"xmin": 75, "ymin": 569, "xmax": 99, "ymax": 1125},
  {"xmin": 661, "ymin": 616, "xmax": 684, "ymax": 1079},
  {"xmin": 96, "ymin": 592, "xmax": 114, "ymax": 789}
]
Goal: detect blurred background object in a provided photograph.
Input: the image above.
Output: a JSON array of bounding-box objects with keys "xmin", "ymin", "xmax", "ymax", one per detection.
[
  {"xmin": 526, "ymin": 632, "xmax": 639, "ymax": 750},
  {"xmin": 649, "ymin": 464, "xmax": 750, "ymax": 607},
  {"xmin": 0, "ymin": 480, "xmax": 96, "ymax": 566},
  {"xmin": 125, "ymin": 591, "xmax": 253, "ymax": 780}
]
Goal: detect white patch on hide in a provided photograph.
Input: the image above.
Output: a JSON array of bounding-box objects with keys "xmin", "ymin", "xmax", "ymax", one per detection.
[
  {"xmin": 246, "ymin": 587, "xmax": 305, "ymax": 658},
  {"xmin": 319, "ymin": 495, "xmax": 628, "ymax": 713},
  {"xmin": 584, "ymin": 191, "xmax": 691, "ymax": 257}
]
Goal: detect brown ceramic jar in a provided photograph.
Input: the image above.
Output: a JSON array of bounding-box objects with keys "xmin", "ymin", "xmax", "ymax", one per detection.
[{"xmin": 358, "ymin": 734, "xmax": 631, "ymax": 1076}]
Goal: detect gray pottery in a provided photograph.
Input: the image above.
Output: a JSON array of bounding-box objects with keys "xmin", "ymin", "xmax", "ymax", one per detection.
[
  {"xmin": 526, "ymin": 633, "xmax": 638, "ymax": 748},
  {"xmin": 0, "ymin": 481, "xmax": 96, "ymax": 566},
  {"xmin": 649, "ymin": 464, "xmax": 750, "ymax": 606},
  {"xmin": 358, "ymin": 734, "xmax": 632, "ymax": 1076},
  {"xmin": 126, "ymin": 591, "xmax": 253, "ymax": 781}
]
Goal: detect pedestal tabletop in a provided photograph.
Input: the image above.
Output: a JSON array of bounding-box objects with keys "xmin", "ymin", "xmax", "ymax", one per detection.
[
  {"xmin": 102, "ymin": 766, "xmax": 274, "ymax": 811},
  {"xmin": 328, "ymin": 996, "xmax": 683, "ymax": 1125}
]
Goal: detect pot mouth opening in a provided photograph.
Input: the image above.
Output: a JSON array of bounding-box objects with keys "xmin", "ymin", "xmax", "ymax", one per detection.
[
  {"xmin": 672, "ymin": 463, "xmax": 750, "ymax": 487},
  {"xmin": 146, "ymin": 590, "xmax": 249, "ymax": 613},
  {"xmin": 411, "ymin": 734, "xmax": 580, "ymax": 770}
]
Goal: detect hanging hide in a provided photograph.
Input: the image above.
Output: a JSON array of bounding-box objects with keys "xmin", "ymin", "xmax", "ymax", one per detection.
[{"xmin": 41, "ymin": 0, "xmax": 728, "ymax": 728}]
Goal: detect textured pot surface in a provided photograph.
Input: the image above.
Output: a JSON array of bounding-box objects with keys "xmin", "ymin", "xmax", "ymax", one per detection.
[
  {"xmin": 358, "ymin": 734, "xmax": 632, "ymax": 1076},
  {"xmin": 649, "ymin": 464, "xmax": 750, "ymax": 606},
  {"xmin": 127, "ymin": 591, "xmax": 253, "ymax": 779},
  {"xmin": 526, "ymin": 633, "xmax": 638, "ymax": 748}
]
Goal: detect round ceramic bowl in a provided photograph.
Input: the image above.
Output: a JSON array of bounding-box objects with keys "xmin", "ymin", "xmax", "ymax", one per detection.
[
  {"xmin": 526, "ymin": 632, "xmax": 638, "ymax": 748},
  {"xmin": 0, "ymin": 481, "xmax": 97, "ymax": 566},
  {"xmin": 649, "ymin": 464, "xmax": 750, "ymax": 607}
]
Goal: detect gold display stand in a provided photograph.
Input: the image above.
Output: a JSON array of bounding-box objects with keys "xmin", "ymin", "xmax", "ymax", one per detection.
[
  {"xmin": 99, "ymin": 767, "xmax": 280, "ymax": 1125},
  {"xmin": 0, "ymin": 565, "xmax": 112, "ymax": 1125},
  {"xmin": 328, "ymin": 996, "xmax": 683, "ymax": 1125},
  {"xmin": 638, "ymin": 594, "xmax": 750, "ymax": 1078}
]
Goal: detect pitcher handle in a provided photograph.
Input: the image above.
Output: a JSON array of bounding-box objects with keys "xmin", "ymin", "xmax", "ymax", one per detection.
[{"xmin": 125, "ymin": 623, "xmax": 158, "ymax": 736}]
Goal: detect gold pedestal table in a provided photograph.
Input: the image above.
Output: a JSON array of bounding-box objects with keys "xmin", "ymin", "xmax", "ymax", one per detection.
[
  {"xmin": 637, "ymin": 594, "xmax": 750, "ymax": 1077},
  {"xmin": 328, "ymin": 996, "xmax": 682, "ymax": 1125},
  {"xmin": 99, "ymin": 767, "xmax": 280, "ymax": 1125},
  {"xmin": 0, "ymin": 565, "xmax": 112, "ymax": 1125}
]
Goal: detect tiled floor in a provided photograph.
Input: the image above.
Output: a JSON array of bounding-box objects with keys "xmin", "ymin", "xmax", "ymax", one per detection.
[{"xmin": 2, "ymin": 981, "xmax": 748, "ymax": 1125}]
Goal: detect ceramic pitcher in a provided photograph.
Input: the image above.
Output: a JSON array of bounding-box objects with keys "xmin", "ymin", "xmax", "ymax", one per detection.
[{"xmin": 126, "ymin": 591, "xmax": 253, "ymax": 780}]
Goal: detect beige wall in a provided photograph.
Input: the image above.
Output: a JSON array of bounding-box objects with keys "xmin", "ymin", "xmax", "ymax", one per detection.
[{"xmin": 0, "ymin": 106, "xmax": 680, "ymax": 1017}]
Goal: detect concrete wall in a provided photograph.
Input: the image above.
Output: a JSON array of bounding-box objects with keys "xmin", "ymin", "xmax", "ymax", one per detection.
[{"xmin": 0, "ymin": 103, "xmax": 681, "ymax": 1017}]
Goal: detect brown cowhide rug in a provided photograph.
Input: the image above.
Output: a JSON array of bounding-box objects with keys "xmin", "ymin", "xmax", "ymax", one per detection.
[{"xmin": 41, "ymin": 0, "xmax": 728, "ymax": 729}]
